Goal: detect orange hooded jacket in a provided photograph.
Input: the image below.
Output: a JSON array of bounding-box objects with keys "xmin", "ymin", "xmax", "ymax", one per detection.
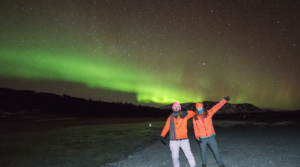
[
  {"xmin": 193, "ymin": 99, "xmax": 227, "ymax": 139},
  {"xmin": 161, "ymin": 110, "xmax": 195, "ymax": 139}
]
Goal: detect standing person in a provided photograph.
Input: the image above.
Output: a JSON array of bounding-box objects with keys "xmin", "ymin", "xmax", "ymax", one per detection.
[
  {"xmin": 193, "ymin": 96, "xmax": 230, "ymax": 167},
  {"xmin": 160, "ymin": 102, "xmax": 196, "ymax": 167}
]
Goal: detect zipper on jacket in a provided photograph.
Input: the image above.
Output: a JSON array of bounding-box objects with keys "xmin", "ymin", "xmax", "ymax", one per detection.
[
  {"xmin": 199, "ymin": 118, "xmax": 208, "ymax": 136},
  {"xmin": 204, "ymin": 119, "xmax": 208, "ymax": 136}
]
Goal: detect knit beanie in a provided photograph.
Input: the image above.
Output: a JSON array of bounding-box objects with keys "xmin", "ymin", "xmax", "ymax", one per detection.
[
  {"xmin": 172, "ymin": 102, "xmax": 181, "ymax": 110},
  {"xmin": 195, "ymin": 102, "xmax": 203, "ymax": 109}
]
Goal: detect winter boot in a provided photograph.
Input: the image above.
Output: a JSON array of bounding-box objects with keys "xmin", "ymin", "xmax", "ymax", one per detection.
[
  {"xmin": 202, "ymin": 165, "xmax": 207, "ymax": 167},
  {"xmin": 219, "ymin": 165, "xmax": 226, "ymax": 167}
]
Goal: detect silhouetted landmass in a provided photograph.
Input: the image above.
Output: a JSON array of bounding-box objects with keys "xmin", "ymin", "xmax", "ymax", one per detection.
[
  {"xmin": 1, "ymin": 88, "xmax": 299, "ymax": 123},
  {"xmin": 160, "ymin": 101, "xmax": 300, "ymax": 123},
  {"xmin": 0, "ymin": 88, "xmax": 171, "ymax": 118},
  {"xmin": 160, "ymin": 101, "xmax": 266, "ymax": 114}
]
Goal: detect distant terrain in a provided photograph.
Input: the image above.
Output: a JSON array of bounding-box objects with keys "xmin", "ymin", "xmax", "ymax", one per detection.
[
  {"xmin": 160, "ymin": 101, "xmax": 269, "ymax": 114},
  {"xmin": 0, "ymin": 87, "xmax": 170, "ymax": 120},
  {"xmin": 1, "ymin": 87, "xmax": 300, "ymax": 124}
]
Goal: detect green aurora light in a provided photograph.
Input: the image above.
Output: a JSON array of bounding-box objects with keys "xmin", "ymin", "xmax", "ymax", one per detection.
[
  {"xmin": 0, "ymin": 1, "xmax": 299, "ymax": 110},
  {"xmin": 1, "ymin": 48, "xmax": 299, "ymax": 110},
  {"xmin": 0, "ymin": 49, "xmax": 204, "ymax": 104}
]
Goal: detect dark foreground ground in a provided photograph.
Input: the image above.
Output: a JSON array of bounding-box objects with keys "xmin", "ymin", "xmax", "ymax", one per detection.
[
  {"xmin": 0, "ymin": 118, "xmax": 164, "ymax": 167},
  {"xmin": 105, "ymin": 125, "xmax": 300, "ymax": 167},
  {"xmin": 0, "ymin": 116, "xmax": 300, "ymax": 167}
]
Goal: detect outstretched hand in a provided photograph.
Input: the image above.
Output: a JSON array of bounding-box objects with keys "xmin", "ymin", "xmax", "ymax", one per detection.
[
  {"xmin": 224, "ymin": 96, "xmax": 230, "ymax": 101},
  {"xmin": 180, "ymin": 111, "xmax": 188, "ymax": 119},
  {"xmin": 160, "ymin": 136, "xmax": 166, "ymax": 145}
]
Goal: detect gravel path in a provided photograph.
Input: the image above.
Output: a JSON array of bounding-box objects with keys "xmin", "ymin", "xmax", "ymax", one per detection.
[{"xmin": 104, "ymin": 126, "xmax": 300, "ymax": 167}]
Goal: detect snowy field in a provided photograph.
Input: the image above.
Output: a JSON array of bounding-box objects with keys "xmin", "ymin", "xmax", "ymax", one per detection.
[
  {"xmin": 104, "ymin": 121, "xmax": 300, "ymax": 167},
  {"xmin": 0, "ymin": 119, "xmax": 299, "ymax": 167}
]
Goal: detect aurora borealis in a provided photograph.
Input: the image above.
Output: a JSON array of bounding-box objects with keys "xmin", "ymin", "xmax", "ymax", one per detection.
[{"xmin": 0, "ymin": 0, "xmax": 299, "ymax": 110}]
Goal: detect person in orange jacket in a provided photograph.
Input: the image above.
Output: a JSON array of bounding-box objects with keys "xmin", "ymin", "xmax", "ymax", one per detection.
[
  {"xmin": 193, "ymin": 96, "xmax": 230, "ymax": 167},
  {"xmin": 160, "ymin": 102, "xmax": 196, "ymax": 167}
]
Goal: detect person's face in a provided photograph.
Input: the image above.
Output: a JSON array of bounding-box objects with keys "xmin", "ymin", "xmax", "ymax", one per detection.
[
  {"xmin": 173, "ymin": 106, "xmax": 180, "ymax": 113},
  {"xmin": 197, "ymin": 106, "xmax": 203, "ymax": 111}
]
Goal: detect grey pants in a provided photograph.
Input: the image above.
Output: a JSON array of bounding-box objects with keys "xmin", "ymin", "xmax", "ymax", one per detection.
[
  {"xmin": 199, "ymin": 136, "xmax": 224, "ymax": 166},
  {"xmin": 169, "ymin": 139, "xmax": 196, "ymax": 167}
]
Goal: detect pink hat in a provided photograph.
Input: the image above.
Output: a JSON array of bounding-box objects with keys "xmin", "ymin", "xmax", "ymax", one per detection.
[{"xmin": 172, "ymin": 102, "xmax": 181, "ymax": 110}]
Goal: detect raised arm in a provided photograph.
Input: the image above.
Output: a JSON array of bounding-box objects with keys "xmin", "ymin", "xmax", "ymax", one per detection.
[
  {"xmin": 161, "ymin": 116, "xmax": 171, "ymax": 137},
  {"xmin": 209, "ymin": 96, "xmax": 230, "ymax": 116},
  {"xmin": 186, "ymin": 110, "xmax": 196, "ymax": 119}
]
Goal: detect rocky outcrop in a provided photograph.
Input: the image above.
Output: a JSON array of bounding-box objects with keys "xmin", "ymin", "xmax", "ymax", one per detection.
[{"xmin": 205, "ymin": 101, "xmax": 265, "ymax": 114}]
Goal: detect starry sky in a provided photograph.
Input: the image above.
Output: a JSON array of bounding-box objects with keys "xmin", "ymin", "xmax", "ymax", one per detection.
[{"xmin": 0, "ymin": 0, "xmax": 299, "ymax": 110}]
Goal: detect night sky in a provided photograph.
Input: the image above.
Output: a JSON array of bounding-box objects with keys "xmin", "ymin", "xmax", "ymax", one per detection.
[{"xmin": 0, "ymin": 0, "xmax": 299, "ymax": 110}]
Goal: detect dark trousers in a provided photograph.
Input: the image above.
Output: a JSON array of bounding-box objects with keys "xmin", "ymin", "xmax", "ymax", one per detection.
[{"xmin": 199, "ymin": 136, "xmax": 224, "ymax": 166}]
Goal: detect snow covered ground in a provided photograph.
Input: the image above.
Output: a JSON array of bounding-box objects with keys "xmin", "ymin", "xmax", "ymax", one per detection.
[
  {"xmin": 213, "ymin": 120, "xmax": 299, "ymax": 127},
  {"xmin": 104, "ymin": 121, "xmax": 300, "ymax": 167},
  {"xmin": 1, "ymin": 118, "xmax": 299, "ymax": 167}
]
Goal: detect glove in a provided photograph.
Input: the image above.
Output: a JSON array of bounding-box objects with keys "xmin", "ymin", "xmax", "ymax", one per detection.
[
  {"xmin": 160, "ymin": 136, "xmax": 166, "ymax": 145},
  {"xmin": 224, "ymin": 96, "xmax": 230, "ymax": 101},
  {"xmin": 180, "ymin": 111, "xmax": 188, "ymax": 119},
  {"xmin": 197, "ymin": 138, "xmax": 202, "ymax": 143}
]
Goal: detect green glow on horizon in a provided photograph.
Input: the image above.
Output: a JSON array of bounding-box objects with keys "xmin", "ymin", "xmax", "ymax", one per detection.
[
  {"xmin": 0, "ymin": 1, "xmax": 299, "ymax": 112},
  {"xmin": 0, "ymin": 49, "xmax": 204, "ymax": 104},
  {"xmin": 0, "ymin": 48, "xmax": 299, "ymax": 110}
]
